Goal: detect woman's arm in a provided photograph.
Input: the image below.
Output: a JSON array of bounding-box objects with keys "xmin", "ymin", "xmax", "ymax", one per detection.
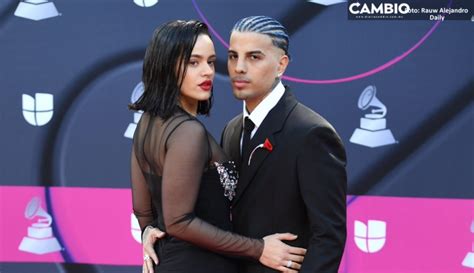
[
  {"xmin": 162, "ymin": 120, "xmax": 263, "ymax": 259},
  {"xmin": 131, "ymin": 145, "xmax": 154, "ymax": 233}
]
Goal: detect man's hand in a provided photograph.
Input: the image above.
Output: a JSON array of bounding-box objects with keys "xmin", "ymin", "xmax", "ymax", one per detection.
[
  {"xmin": 142, "ymin": 226, "xmax": 166, "ymax": 273},
  {"xmin": 259, "ymin": 233, "xmax": 307, "ymax": 273}
]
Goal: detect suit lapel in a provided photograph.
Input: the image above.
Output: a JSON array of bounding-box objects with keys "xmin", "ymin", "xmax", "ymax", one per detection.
[
  {"xmin": 226, "ymin": 115, "xmax": 243, "ymax": 168},
  {"xmin": 233, "ymin": 88, "xmax": 298, "ymax": 205}
]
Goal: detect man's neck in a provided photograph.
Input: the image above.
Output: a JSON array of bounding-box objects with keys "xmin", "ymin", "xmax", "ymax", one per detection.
[{"xmin": 245, "ymin": 78, "xmax": 279, "ymax": 114}]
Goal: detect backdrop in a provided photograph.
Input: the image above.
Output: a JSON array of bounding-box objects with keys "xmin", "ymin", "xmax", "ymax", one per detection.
[{"xmin": 0, "ymin": 0, "xmax": 473, "ymax": 272}]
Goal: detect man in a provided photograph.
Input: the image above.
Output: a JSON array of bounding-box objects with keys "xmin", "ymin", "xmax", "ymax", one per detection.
[
  {"xmin": 143, "ymin": 16, "xmax": 347, "ymax": 273},
  {"xmin": 220, "ymin": 16, "xmax": 347, "ymax": 273}
]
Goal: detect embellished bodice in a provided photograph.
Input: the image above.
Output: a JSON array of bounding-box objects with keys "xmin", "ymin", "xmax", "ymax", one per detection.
[{"xmin": 213, "ymin": 161, "xmax": 239, "ymax": 201}]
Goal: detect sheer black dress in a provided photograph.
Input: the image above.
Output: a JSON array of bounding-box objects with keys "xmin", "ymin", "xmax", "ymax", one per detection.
[{"xmin": 131, "ymin": 109, "xmax": 263, "ymax": 272}]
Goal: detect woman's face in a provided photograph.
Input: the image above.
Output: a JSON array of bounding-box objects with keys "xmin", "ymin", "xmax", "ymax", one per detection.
[{"xmin": 179, "ymin": 34, "xmax": 216, "ymax": 112}]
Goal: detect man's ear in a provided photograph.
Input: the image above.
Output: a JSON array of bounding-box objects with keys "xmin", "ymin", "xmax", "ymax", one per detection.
[{"xmin": 277, "ymin": 54, "xmax": 289, "ymax": 77}]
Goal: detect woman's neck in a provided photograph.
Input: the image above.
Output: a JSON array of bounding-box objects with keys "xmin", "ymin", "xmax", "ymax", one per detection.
[{"xmin": 179, "ymin": 98, "xmax": 198, "ymax": 116}]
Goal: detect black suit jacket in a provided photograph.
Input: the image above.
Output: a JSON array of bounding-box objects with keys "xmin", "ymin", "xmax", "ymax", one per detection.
[{"xmin": 221, "ymin": 87, "xmax": 347, "ymax": 273}]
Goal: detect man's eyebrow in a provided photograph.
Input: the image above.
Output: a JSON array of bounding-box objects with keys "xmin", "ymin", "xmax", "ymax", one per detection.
[
  {"xmin": 227, "ymin": 50, "xmax": 265, "ymax": 55},
  {"xmin": 247, "ymin": 50, "xmax": 264, "ymax": 55}
]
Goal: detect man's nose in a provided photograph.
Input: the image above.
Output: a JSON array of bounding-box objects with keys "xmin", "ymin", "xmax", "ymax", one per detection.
[{"xmin": 234, "ymin": 58, "xmax": 247, "ymax": 73}]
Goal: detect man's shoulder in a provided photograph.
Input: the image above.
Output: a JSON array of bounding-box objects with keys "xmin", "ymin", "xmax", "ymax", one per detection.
[
  {"xmin": 226, "ymin": 113, "xmax": 243, "ymax": 129},
  {"xmin": 289, "ymin": 102, "xmax": 335, "ymax": 131},
  {"xmin": 221, "ymin": 113, "xmax": 242, "ymax": 143},
  {"xmin": 286, "ymin": 103, "xmax": 345, "ymax": 153}
]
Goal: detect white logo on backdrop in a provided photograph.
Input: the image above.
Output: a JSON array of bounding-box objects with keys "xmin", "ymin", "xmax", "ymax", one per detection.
[
  {"xmin": 133, "ymin": 0, "xmax": 158, "ymax": 8},
  {"xmin": 22, "ymin": 93, "xmax": 54, "ymax": 126},
  {"xmin": 18, "ymin": 197, "xmax": 62, "ymax": 254},
  {"xmin": 14, "ymin": 0, "xmax": 60, "ymax": 21},
  {"xmin": 131, "ymin": 213, "xmax": 141, "ymax": 243},
  {"xmin": 461, "ymin": 220, "xmax": 474, "ymax": 268},
  {"xmin": 350, "ymin": 85, "xmax": 397, "ymax": 148},
  {"xmin": 307, "ymin": 0, "xmax": 346, "ymax": 6},
  {"xmin": 124, "ymin": 82, "xmax": 144, "ymax": 139},
  {"xmin": 354, "ymin": 220, "xmax": 387, "ymax": 253}
]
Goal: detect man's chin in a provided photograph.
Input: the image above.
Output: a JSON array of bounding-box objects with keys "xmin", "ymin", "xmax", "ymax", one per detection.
[{"xmin": 232, "ymin": 89, "xmax": 248, "ymax": 101}]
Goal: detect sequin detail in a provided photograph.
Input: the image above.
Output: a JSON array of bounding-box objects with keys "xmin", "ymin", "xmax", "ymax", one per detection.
[{"xmin": 213, "ymin": 161, "xmax": 239, "ymax": 201}]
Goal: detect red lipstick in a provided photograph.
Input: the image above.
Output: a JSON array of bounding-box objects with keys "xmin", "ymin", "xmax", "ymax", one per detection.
[{"xmin": 199, "ymin": 80, "xmax": 212, "ymax": 91}]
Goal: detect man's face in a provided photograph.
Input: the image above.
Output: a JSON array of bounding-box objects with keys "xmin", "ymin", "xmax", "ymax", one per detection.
[{"xmin": 227, "ymin": 31, "xmax": 288, "ymax": 112}]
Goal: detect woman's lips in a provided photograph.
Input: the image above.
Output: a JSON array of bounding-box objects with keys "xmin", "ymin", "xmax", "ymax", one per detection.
[{"xmin": 199, "ymin": 80, "xmax": 212, "ymax": 91}]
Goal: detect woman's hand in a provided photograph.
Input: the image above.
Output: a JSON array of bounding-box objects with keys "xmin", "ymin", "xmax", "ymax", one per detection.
[
  {"xmin": 142, "ymin": 226, "xmax": 166, "ymax": 273},
  {"xmin": 259, "ymin": 233, "xmax": 307, "ymax": 272}
]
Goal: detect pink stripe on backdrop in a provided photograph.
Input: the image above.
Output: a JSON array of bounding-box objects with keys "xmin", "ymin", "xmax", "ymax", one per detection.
[
  {"xmin": 49, "ymin": 186, "xmax": 141, "ymax": 265},
  {"xmin": 0, "ymin": 186, "xmax": 64, "ymax": 263},
  {"xmin": 343, "ymin": 195, "xmax": 474, "ymax": 273},
  {"xmin": 0, "ymin": 185, "xmax": 141, "ymax": 265},
  {"xmin": 1, "ymin": 186, "xmax": 473, "ymax": 270}
]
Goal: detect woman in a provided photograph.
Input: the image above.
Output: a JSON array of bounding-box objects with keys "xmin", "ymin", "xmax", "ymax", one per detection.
[{"xmin": 130, "ymin": 20, "xmax": 305, "ymax": 273}]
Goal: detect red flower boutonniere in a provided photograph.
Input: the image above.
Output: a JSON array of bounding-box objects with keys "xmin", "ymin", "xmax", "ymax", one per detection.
[
  {"xmin": 248, "ymin": 138, "xmax": 273, "ymax": 166},
  {"xmin": 263, "ymin": 138, "xmax": 273, "ymax": 152}
]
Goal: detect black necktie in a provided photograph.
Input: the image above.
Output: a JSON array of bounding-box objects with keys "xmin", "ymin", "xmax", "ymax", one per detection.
[{"xmin": 241, "ymin": 117, "xmax": 255, "ymax": 165}]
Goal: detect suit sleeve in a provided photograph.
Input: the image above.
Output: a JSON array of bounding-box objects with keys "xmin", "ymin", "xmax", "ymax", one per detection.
[{"xmin": 297, "ymin": 125, "xmax": 347, "ymax": 273}]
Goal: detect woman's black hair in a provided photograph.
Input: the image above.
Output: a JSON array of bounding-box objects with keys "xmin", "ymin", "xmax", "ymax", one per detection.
[{"xmin": 129, "ymin": 20, "xmax": 212, "ymax": 119}]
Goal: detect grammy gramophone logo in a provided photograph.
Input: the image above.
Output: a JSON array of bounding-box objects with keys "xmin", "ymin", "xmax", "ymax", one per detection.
[
  {"xmin": 18, "ymin": 197, "xmax": 62, "ymax": 254},
  {"xmin": 350, "ymin": 85, "xmax": 397, "ymax": 148},
  {"xmin": 14, "ymin": 0, "xmax": 60, "ymax": 21},
  {"xmin": 124, "ymin": 82, "xmax": 144, "ymax": 139}
]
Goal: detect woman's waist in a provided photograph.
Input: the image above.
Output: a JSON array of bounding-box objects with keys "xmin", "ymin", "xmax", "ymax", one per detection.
[{"xmin": 154, "ymin": 236, "xmax": 233, "ymax": 260}]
